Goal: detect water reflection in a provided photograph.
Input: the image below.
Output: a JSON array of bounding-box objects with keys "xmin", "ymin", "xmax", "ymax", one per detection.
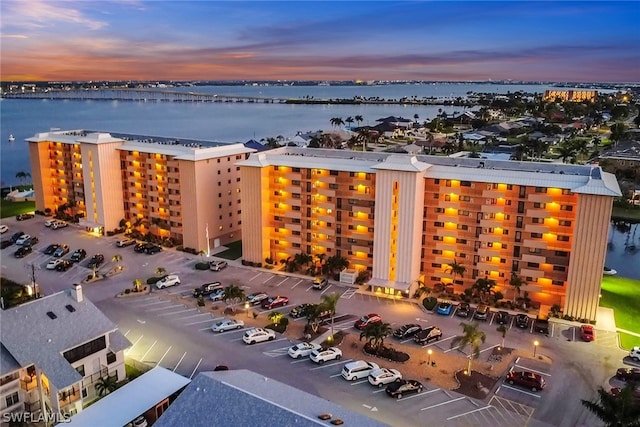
[{"xmin": 605, "ymin": 220, "xmax": 640, "ymax": 279}]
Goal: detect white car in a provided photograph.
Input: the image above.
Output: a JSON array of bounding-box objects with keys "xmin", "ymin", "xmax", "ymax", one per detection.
[
  {"xmin": 51, "ymin": 221, "xmax": 68, "ymax": 230},
  {"xmin": 0, "ymin": 225, "xmax": 8, "ymax": 234},
  {"xmin": 155, "ymin": 274, "xmax": 181, "ymax": 289},
  {"xmin": 44, "ymin": 219, "xmax": 56, "ymax": 227},
  {"xmin": 209, "ymin": 288, "xmax": 225, "ymax": 302},
  {"xmin": 309, "ymin": 347, "xmax": 342, "ymax": 364},
  {"xmin": 211, "ymin": 318, "xmax": 245, "ymax": 333},
  {"xmin": 288, "ymin": 342, "xmax": 322, "ymax": 359},
  {"xmin": 242, "ymin": 328, "xmax": 276, "ymax": 345},
  {"xmin": 15, "ymin": 234, "xmax": 32, "ymax": 246},
  {"xmin": 341, "ymin": 360, "xmax": 380, "ymax": 381},
  {"xmin": 630, "ymin": 346, "xmax": 640, "ymax": 362},
  {"xmin": 368, "ymin": 367, "xmax": 403, "ymax": 387},
  {"xmin": 246, "ymin": 292, "xmax": 269, "ymax": 306},
  {"xmin": 116, "ymin": 238, "xmax": 136, "ymax": 247},
  {"xmin": 46, "ymin": 258, "xmax": 64, "ymax": 270},
  {"xmin": 209, "ymin": 260, "xmax": 228, "ymax": 271}
]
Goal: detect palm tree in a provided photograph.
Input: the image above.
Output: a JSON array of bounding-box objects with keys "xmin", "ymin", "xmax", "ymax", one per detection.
[
  {"xmin": 132, "ymin": 278, "xmax": 143, "ymax": 292},
  {"xmin": 112, "ymin": 254, "xmax": 123, "ymax": 271},
  {"xmin": 222, "ymin": 284, "xmax": 245, "ymax": 307},
  {"xmin": 326, "ymin": 255, "xmax": 349, "ymax": 277},
  {"xmin": 155, "ymin": 267, "xmax": 167, "ymax": 277},
  {"xmin": 505, "ymin": 272, "xmax": 525, "ymax": 303},
  {"xmin": 354, "ymin": 115, "xmax": 364, "ymax": 128},
  {"xmin": 450, "ymin": 322, "xmax": 486, "ymax": 376},
  {"xmin": 15, "ymin": 171, "xmax": 31, "ymax": 185},
  {"xmin": 268, "ymin": 311, "xmax": 283, "ymax": 326},
  {"xmin": 330, "ymin": 117, "xmax": 344, "ymax": 129},
  {"xmin": 321, "ymin": 292, "xmax": 341, "ymax": 340},
  {"xmin": 497, "ymin": 324, "xmax": 508, "ymax": 348},
  {"xmin": 345, "ymin": 116, "xmax": 354, "ymax": 129},
  {"xmin": 413, "ymin": 279, "xmax": 429, "ymax": 299},
  {"xmin": 304, "ymin": 303, "xmax": 325, "ymax": 333},
  {"xmin": 472, "ymin": 276, "xmax": 496, "ymax": 303},
  {"xmin": 265, "ymin": 137, "xmax": 280, "ymax": 149},
  {"xmin": 581, "ymin": 385, "xmax": 640, "ymax": 427},
  {"xmin": 293, "ymin": 253, "xmax": 313, "ymax": 271},
  {"xmin": 359, "ymin": 322, "xmax": 393, "ymax": 355},
  {"xmin": 445, "ymin": 259, "xmax": 466, "ymax": 285},
  {"xmin": 94, "ymin": 376, "xmax": 117, "ymax": 397}
]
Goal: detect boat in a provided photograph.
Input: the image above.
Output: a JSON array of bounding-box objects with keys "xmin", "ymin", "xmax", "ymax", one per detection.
[
  {"xmin": 603, "ymin": 266, "xmax": 617, "ymax": 276},
  {"xmin": 8, "ymin": 134, "xmax": 15, "ymax": 142}
]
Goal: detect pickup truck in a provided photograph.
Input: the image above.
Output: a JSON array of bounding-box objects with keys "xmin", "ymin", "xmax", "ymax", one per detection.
[
  {"xmin": 193, "ymin": 282, "xmax": 223, "ymax": 298},
  {"xmin": 533, "ymin": 317, "xmax": 550, "ymax": 335}
]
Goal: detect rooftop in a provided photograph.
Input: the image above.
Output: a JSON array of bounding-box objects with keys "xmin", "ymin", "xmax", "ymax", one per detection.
[{"xmin": 154, "ymin": 369, "xmax": 389, "ymax": 427}]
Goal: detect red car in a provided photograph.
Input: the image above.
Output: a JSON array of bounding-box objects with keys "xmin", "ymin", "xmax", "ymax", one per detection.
[
  {"xmin": 354, "ymin": 313, "xmax": 382, "ymax": 330},
  {"xmin": 505, "ymin": 370, "xmax": 546, "ymax": 391},
  {"xmin": 261, "ymin": 296, "xmax": 289, "ymax": 309},
  {"xmin": 580, "ymin": 325, "xmax": 595, "ymax": 342}
]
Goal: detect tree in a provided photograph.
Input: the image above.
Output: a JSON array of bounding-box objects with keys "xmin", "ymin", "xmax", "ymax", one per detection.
[
  {"xmin": 445, "ymin": 259, "xmax": 466, "ymax": 284},
  {"xmin": 132, "ymin": 278, "xmax": 143, "ymax": 292},
  {"xmin": 15, "ymin": 171, "xmax": 31, "ymax": 185},
  {"xmin": 472, "ymin": 276, "xmax": 496, "ymax": 303},
  {"xmin": 581, "ymin": 385, "xmax": 640, "ymax": 427},
  {"xmin": 293, "ymin": 253, "xmax": 313, "ymax": 270},
  {"xmin": 222, "ymin": 284, "xmax": 245, "ymax": 307},
  {"xmin": 505, "ymin": 272, "xmax": 525, "ymax": 302},
  {"xmin": 359, "ymin": 321, "xmax": 393, "ymax": 355},
  {"xmin": 265, "ymin": 137, "xmax": 280, "ymax": 149},
  {"xmin": 354, "ymin": 115, "xmax": 364, "ymax": 128},
  {"xmin": 450, "ymin": 322, "xmax": 486, "ymax": 376},
  {"xmin": 321, "ymin": 292, "xmax": 340, "ymax": 339},
  {"xmin": 305, "ymin": 303, "xmax": 326, "ymax": 333},
  {"xmin": 268, "ymin": 311, "xmax": 283, "ymax": 326},
  {"xmin": 610, "ymin": 123, "xmax": 627, "ymax": 144},
  {"xmin": 345, "ymin": 116, "xmax": 354, "ymax": 129},
  {"xmin": 112, "ymin": 254, "xmax": 123, "ymax": 271},
  {"xmin": 330, "ymin": 117, "xmax": 344, "ymax": 129},
  {"xmin": 413, "ymin": 279, "xmax": 430, "ymax": 299},
  {"xmin": 95, "ymin": 376, "xmax": 117, "ymax": 397},
  {"xmin": 325, "ymin": 255, "xmax": 349, "ymax": 277},
  {"xmin": 497, "ymin": 324, "xmax": 508, "ymax": 348}
]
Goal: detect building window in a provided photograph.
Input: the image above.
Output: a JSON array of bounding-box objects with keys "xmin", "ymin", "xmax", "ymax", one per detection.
[
  {"xmin": 529, "ymin": 247, "xmax": 541, "ymax": 254},
  {"xmin": 76, "ymin": 365, "xmax": 85, "ymax": 377},
  {"xmin": 527, "ymin": 262, "xmax": 540, "ymax": 268},
  {"xmin": 560, "ymin": 205, "xmax": 573, "ymax": 211},
  {"xmin": 531, "ymin": 232, "xmax": 543, "ymax": 239},
  {"xmin": 293, "ymin": 167, "xmax": 300, "ymax": 172},
  {"xmin": 330, "ymin": 170, "xmax": 339, "ymax": 176},
  {"xmin": 559, "ymin": 220, "xmax": 571, "ymax": 226},
  {"xmin": 63, "ymin": 336, "xmax": 106, "ymax": 364},
  {"xmin": 552, "ymin": 280, "xmax": 564, "ymax": 286},
  {"xmin": 535, "ymin": 187, "xmax": 547, "ymax": 193},
  {"xmin": 5, "ymin": 391, "xmax": 19, "ymax": 407},
  {"xmin": 553, "ymin": 266, "xmax": 566, "ymax": 272},
  {"xmin": 555, "ymin": 250, "xmax": 568, "ymax": 257},
  {"xmin": 461, "ymin": 181, "xmax": 471, "ymax": 187},
  {"xmin": 433, "ymin": 193, "xmax": 439, "ymax": 199},
  {"xmin": 557, "ymin": 235, "xmax": 570, "ymax": 242},
  {"xmin": 106, "ymin": 351, "xmax": 116, "ymax": 364},
  {"xmin": 533, "ymin": 202, "xmax": 545, "ymax": 209},
  {"xmin": 460, "ymin": 195, "xmax": 470, "ymax": 202}
]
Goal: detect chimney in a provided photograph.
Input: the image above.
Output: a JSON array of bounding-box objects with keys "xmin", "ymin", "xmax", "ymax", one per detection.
[{"xmin": 71, "ymin": 284, "xmax": 83, "ymax": 303}]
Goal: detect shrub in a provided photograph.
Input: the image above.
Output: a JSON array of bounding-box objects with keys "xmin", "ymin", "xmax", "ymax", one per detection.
[
  {"xmin": 195, "ymin": 262, "xmax": 210, "ymax": 270},
  {"xmin": 423, "ymin": 296, "xmax": 438, "ymax": 311},
  {"xmin": 265, "ymin": 257, "xmax": 273, "ymax": 265},
  {"xmin": 266, "ymin": 322, "xmax": 287, "ymax": 334},
  {"xmin": 197, "ymin": 296, "xmax": 205, "ymax": 307},
  {"xmin": 493, "ymin": 291, "xmax": 504, "ymax": 302},
  {"xmin": 176, "ymin": 246, "xmax": 184, "ymax": 252},
  {"xmin": 355, "ymin": 270, "xmax": 371, "ymax": 285},
  {"xmin": 124, "ymin": 289, "xmax": 131, "ymax": 294},
  {"xmin": 146, "ymin": 277, "xmax": 161, "ymax": 285},
  {"xmin": 241, "ymin": 260, "xmax": 249, "ymax": 266}
]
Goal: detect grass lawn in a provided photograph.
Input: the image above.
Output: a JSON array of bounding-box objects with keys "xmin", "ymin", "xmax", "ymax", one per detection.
[
  {"xmin": 612, "ymin": 206, "xmax": 640, "ymax": 221},
  {"xmin": 214, "ymin": 240, "xmax": 243, "ymax": 260},
  {"xmin": 600, "ymin": 276, "xmax": 640, "ymax": 350},
  {"xmin": 0, "ymin": 200, "xmax": 35, "ymax": 219}
]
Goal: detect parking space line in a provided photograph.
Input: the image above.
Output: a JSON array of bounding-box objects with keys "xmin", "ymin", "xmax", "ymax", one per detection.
[
  {"xmin": 145, "ymin": 303, "xmax": 185, "ymax": 312},
  {"xmin": 372, "ymin": 389, "xmax": 386, "ymax": 394},
  {"xmin": 173, "ymin": 352, "xmax": 187, "ymax": 372},
  {"xmin": 125, "ymin": 334, "xmax": 143, "ymax": 355},
  {"xmin": 156, "ymin": 346, "xmax": 172, "ymax": 367},
  {"xmin": 166, "ymin": 289, "xmax": 189, "ymax": 295},
  {"xmin": 198, "ymin": 326, "xmax": 213, "ymax": 332},
  {"xmin": 395, "ymin": 390, "xmax": 430, "ymax": 402},
  {"xmin": 350, "ymin": 380, "xmax": 369, "ymax": 386},
  {"xmin": 184, "ymin": 317, "xmax": 223, "ymax": 326},
  {"xmin": 291, "ymin": 358, "xmax": 310, "ymax": 364},
  {"xmin": 305, "ymin": 285, "xmax": 314, "ymax": 292},
  {"xmin": 249, "ymin": 273, "xmax": 263, "ymax": 282},
  {"xmin": 157, "ymin": 308, "xmax": 198, "ymax": 317},
  {"xmin": 329, "ymin": 373, "xmax": 343, "ymax": 378},
  {"xmin": 420, "ymin": 396, "xmax": 465, "ymax": 411},
  {"xmin": 291, "ymin": 279, "xmax": 303, "ymax": 289},
  {"xmin": 178, "ymin": 312, "xmax": 213, "ymax": 320},
  {"xmin": 443, "ymin": 345, "xmax": 462, "ymax": 353},
  {"xmin": 275, "ymin": 277, "xmax": 288, "ymax": 287},
  {"xmin": 423, "ymin": 335, "xmax": 456, "ymax": 348},
  {"xmin": 262, "ymin": 275, "xmax": 277, "ymax": 284},
  {"xmin": 499, "ymin": 383, "xmax": 542, "ymax": 398},
  {"xmin": 320, "ymin": 285, "xmax": 333, "ymax": 295},
  {"xmin": 479, "ymin": 344, "xmax": 500, "ymax": 354},
  {"xmin": 513, "ymin": 364, "xmax": 551, "ymax": 376},
  {"xmin": 140, "ymin": 340, "xmax": 158, "ymax": 361},
  {"xmin": 189, "ymin": 358, "xmax": 203, "ymax": 379},
  {"xmin": 310, "ymin": 359, "xmax": 352, "ymax": 371},
  {"xmin": 447, "ymin": 405, "xmax": 493, "ymax": 420},
  {"xmin": 130, "ymin": 299, "xmax": 169, "ymax": 307}
]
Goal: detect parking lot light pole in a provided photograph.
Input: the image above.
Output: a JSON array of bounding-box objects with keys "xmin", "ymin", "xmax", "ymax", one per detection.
[
  {"xmin": 533, "ymin": 340, "xmax": 539, "ymax": 357},
  {"xmin": 427, "ymin": 349, "xmax": 433, "ymax": 366},
  {"xmin": 245, "ymin": 302, "xmax": 250, "ymax": 318}
]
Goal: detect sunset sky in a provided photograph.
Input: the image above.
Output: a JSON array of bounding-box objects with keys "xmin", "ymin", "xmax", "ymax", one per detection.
[{"xmin": 1, "ymin": 1, "xmax": 638, "ymax": 83}]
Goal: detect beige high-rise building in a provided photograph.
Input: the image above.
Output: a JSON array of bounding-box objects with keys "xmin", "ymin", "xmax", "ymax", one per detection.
[
  {"xmin": 240, "ymin": 148, "xmax": 621, "ymax": 321},
  {"xmin": 27, "ymin": 130, "xmax": 254, "ymax": 251}
]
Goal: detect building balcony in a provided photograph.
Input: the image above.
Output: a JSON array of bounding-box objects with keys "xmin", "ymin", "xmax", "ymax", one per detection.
[
  {"xmin": 317, "ymin": 188, "xmax": 336, "ymax": 198},
  {"xmin": 316, "ymin": 175, "xmax": 336, "ymax": 184},
  {"xmin": 480, "ymin": 205, "xmax": 504, "ymax": 214},
  {"xmin": 528, "ymin": 194, "xmax": 553, "ymax": 204},
  {"xmin": 479, "ymin": 219, "xmax": 503, "ymax": 229},
  {"xmin": 481, "ymin": 190, "xmax": 506, "ymax": 199},
  {"xmin": 524, "ymin": 224, "xmax": 549, "ymax": 234},
  {"xmin": 0, "ymin": 375, "xmax": 20, "ymax": 394},
  {"xmin": 521, "ymin": 254, "xmax": 546, "ymax": 264},
  {"xmin": 525, "ymin": 209, "xmax": 551, "ymax": 218},
  {"xmin": 520, "ymin": 268, "xmax": 544, "ymax": 279},
  {"xmin": 522, "ymin": 239, "xmax": 548, "ymax": 250}
]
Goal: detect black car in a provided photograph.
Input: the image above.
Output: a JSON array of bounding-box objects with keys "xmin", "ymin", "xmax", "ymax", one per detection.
[
  {"xmin": 70, "ymin": 249, "xmax": 87, "ymax": 262},
  {"xmin": 456, "ymin": 302, "xmax": 471, "ymax": 318},
  {"xmin": 0, "ymin": 239, "xmax": 12, "ymax": 249},
  {"xmin": 145, "ymin": 245, "xmax": 162, "ymax": 254},
  {"xmin": 44, "ymin": 243, "xmax": 61, "ymax": 255},
  {"xmin": 55, "ymin": 259, "xmax": 73, "ymax": 272},
  {"xmin": 14, "ymin": 245, "xmax": 33, "ymax": 258},
  {"xmin": 385, "ymin": 379, "xmax": 423, "ymax": 399},
  {"xmin": 496, "ymin": 311, "xmax": 510, "ymax": 325},
  {"xmin": 414, "ymin": 326, "xmax": 443, "ymax": 344},
  {"xmin": 393, "ymin": 324, "xmax": 422, "ymax": 339},
  {"xmin": 16, "ymin": 213, "xmax": 34, "ymax": 221},
  {"xmin": 87, "ymin": 254, "xmax": 105, "ymax": 268},
  {"xmin": 515, "ymin": 314, "xmax": 529, "ymax": 329},
  {"xmin": 134, "ymin": 242, "xmax": 148, "ymax": 253},
  {"xmin": 289, "ymin": 304, "xmax": 312, "ymax": 318},
  {"xmin": 616, "ymin": 368, "xmax": 640, "ymax": 382},
  {"xmin": 534, "ymin": 317, "xmax": 550, "ymax": 335},
  {"xmin": 10, "ymin": 231, "xmax": 24, "ymax": 243},
  {"xmin": 193, "ymin": 282, "xmax": 223, "ymax": 298}
]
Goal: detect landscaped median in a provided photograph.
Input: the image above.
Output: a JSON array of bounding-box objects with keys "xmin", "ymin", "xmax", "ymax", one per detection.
[{"xmin": 600, "ymin": 275, "xmax": 640, "ymax": 349}]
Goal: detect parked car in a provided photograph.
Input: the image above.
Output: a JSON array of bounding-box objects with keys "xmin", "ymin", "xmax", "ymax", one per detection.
[
  {"xmin": 87, "ymin": 254, "xmax": 105, "ymax": 269},
  {"xmin": 209, "ymin": 260, "xmax": 228, "ymax": 271},
  {"xmin": 368, "ymin": 368, "xmax": 403, "ymax": 387},
  {"xmin": 134, "ymin": 242, "xmax": 148, "ymax": 253},
  {"xmin": 242, "ymin": 328, "xmax": 276, "ymax": 344},
  {"xmin": 23, "ymin": 236, "xmax": 39, "ymax": 246},
  {"xmin": 414, "ymin": 326, "xmax": 443, "ymax": 345},
  {"xmin": 0, "ymin": 240, "xmax": 12, "ymax": 249},
  {"xmin": 309, "ymin": 347, "xmax": 342, "ymax": 364},
  {"xmin": 70, "ymin": 248, "xmax": 87, "ymax": 262},
  {"xmin": 261, "ymin": 296, "xmax": 289, "ymax": 309},
  {"xmin": 354, "ymin": 313, "xmax": 382, "ymax": 330},
  {"xmin": 456, "ymin": 303, "xmax": 471, "ymax": 318},
  {"xmin": 53, "ymin": 244, "xmax": 70, "ymax": 257},
  {"xmin": 603, "ymin": 266, "xmax": 617, "ymax": 276},
  {"xmin": 289, "ymin": 304, "xmax": 312, "ymax": 319},
  {"xmin": 534, "ymin": 317, "xmax": 550, "ymax": 335},
  {"xmin": 55, "ymin": 259, "xmax": 73, "ymax": 272},
  {"xmin": 15, "ymin": 234, "xmax": 33, "ymax": 246},
  {"xmin": 145, "ymin": 245, "xmax": 162, "ymax": 254},
  {"xmin": 116, "ymin": 238, "xmax": 136, "ymax": 247},
  {"xmin": 580, "ymin": 325, "xmax": 595, "ymax": 342},
  {"xmin": 16, "ymin": 213, "xmax": 34, "ymax": 221},
  {"xmin": 193, "ymin": 282, "xmax": 223, "ymax": 297},
  {"xmin": 474, "ymin": 304, "xmax": 490, "ymax": 320},
  {"xmin": 393, "ymin": 324, "xmax": 422, "ymax": 339},
  {"xmin": 496, "ymin": 311, "xmax": 510, "ymax": 325},
  {"xmin": 44, "ymin": 243, "xmax": 60, "ymax": 255},
  {"xmin": 436, "ymin": 302, "xmax": 453, "ymax": 316},
  {"xmin": 208, "ymin": 288, "xmax": 226, "ymax": 302},
  {"xmin": 616, "ymin": 367, "xmax": 640, "ymax": 382},
  {"xmin": 505, "ymin": 370, "xmax": 546, "ymax": 391},
  {"xmin": 155, "ymin": 274, "xmax": 181, "ymax": 289},
  {"xmin": 246, "ymin": 293, "xmax": 269, "ymax": 306},
  {"xmin": 385, "ymin": 379, "xmax": 423, "ymax": 399},
  {"xmin": 312, "ymin": 277, "xmax": 329, "ymax": 290},
  {"xmin": 131, "ymin": 416, "xmax": 148, "ymax": 427},
  {"xmin": 44, "ymin": 219, "xmax": 57, "ymax": 227},
  {"xmin": 211, "ymin": 318, "xmax": 245, "ymax": 333},
  {"xmin": 341, "ymin": 360, "xmax": 380, "ymax": 381},
  {"xmin": 515, "ymin": 314, "xmax": 530, "ymax": 329},
  {"xmin": 14, "ymin": 245, "xmax": 33, "ymax": 258},
  {"xmin": 629, "ymin": 346, "xmax": 640, "ymax": 362},
  {"xmin": 0, "ymin": 225, "xmax": 8, "ymax": 234},
  {"xmin": 51, "ymin": 221, "xmax": 68, "ymax": 230},
  {"xmin": 610, "ymin": 385, "xmax": 640, "ymax": 405},
  {"xmin": 288, "ymin": 342, "xmax": 322, "ymax": 359},
  {"xmin": 10, "ymin": 231, "xmax": 24, "ymax": 243},
  {"xmin": 47, "ymin": 258, "xmax": 65, "ymax": 270}
]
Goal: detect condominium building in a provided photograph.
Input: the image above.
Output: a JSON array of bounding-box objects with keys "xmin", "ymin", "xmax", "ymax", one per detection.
[
  {"xmin": 543, "ymin": 89, "xmax": 598, "ymax": 102},
  {"xmin": 240, "ymin": 148, "xmax": 621, "ymax": 320},
  {"xmin": 27, "ymin": 130, "xmax": 254, "ymax": 251},
  {"xmin": 0, "ymin": 285, "xmax": 130, "ymax": 421}
]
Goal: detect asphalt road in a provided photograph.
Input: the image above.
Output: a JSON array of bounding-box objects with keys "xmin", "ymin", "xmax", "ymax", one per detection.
[{"xmin": 1, "ymin": 216, "xmax": 637, "ymax": 426}]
